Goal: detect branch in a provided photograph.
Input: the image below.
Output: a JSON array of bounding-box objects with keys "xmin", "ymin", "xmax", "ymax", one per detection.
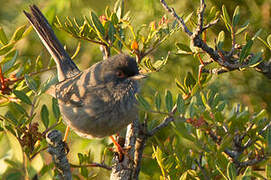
[
  {"xmin": 71, "ymin": 162, "xmax": 112, "ymax": 170},
  {"xmin": 46, "ymin": 130, "xmax": 72, "ymax": 180},
  {"xmin": 160, "ymin": 0, "xmax": 271, "ymax": 79},
  {"xmin": 149, "ymin": 105, "xmax": 177, "ymax": 136},
  {"xmin": 110, "ymin": 118, "xmax": 139, "ymax": 180}
]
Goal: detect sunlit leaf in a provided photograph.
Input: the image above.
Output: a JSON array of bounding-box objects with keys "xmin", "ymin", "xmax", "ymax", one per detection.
[
  {"xmin": 90, "ymin": 11, "xmax": 105, "ymax": 38},
  {"xmin": 11, "ymin": 25, "xmax": 26, "ymax": 42},
  {"xmin": 0, "ymin": 27, "xmax": 8, "ymax": 45},
  {"xmin": 217, "ymin": 31, "xmax": 225, "ymax": 49},
  {"xmin": 232, "ymin": 6, "xmax": 240, "ymax": 27}
]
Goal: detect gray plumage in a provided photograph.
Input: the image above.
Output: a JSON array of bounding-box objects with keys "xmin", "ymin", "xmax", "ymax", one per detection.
[{"xmin": 24, "ymin": 5, "xmax": 144, "ymax": 138}]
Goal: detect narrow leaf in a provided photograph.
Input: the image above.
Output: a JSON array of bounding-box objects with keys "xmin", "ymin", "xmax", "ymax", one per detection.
[
  {"xmin": 13, "ymin": 90, "xmax": 32, "ymax": 105},
  {"xmin": 222, "ymin": 5, "xmax": 231, "ymax": 31},
  {"xmin": 155, "ymin": 92, "xmax": 161, "ymax": 111},
  {"xmin": 236, "ymin": 21, "xmax": 249, "ymax": 35},
  {"xmin": 0, "ymin": 27, "xmax": 8, "ymax": 45},
  {"xmin": 25, "ymin": 74, "xmax": 38, "ymax": 92},
  {"xmin": 165, "ymin": 90, "xmax": 173, "ymax": 112},
  {"xmin": 176, "ymin": 42, "xmax": 192, "ymax": 52},
  {"xmin": 41, "ymin": 104, "xmax": 49, "ymax": 128},
  {"xmin": 184, "ymin": 72, "xmax": 196, "ymax": 90},
  {"xmin": 227, "ymin": 162, "xmax": 237, "ymax": 180},
  {"xmin": 232, "ymin": 6, "xmax": 240, "ymax": 27},
  {"xmin": 11, "ymin": 25, "xmax": 26, "ymax": 42},
  {"xmin": 0, "ymin": 43, "xmax": 14, "ymax": 56},
  {"xmin": 239, "ymin": 39, "xmax": 253, "ymax": 63},
  {"xmin": 52, "ymin": 98, "xmax": 60, "ymax": 120},
  {"xmin": 217, "ymin": 31, "xmax": 225, "ymax": 49},
  {"xmin": 135, "ymin": 94, "xmax": 151, "ymax": 110},
  {"xmin": 2, "ymin": 50, "xmax": 18, "ymax": 73},
  {"xmin": 176, "ymin": 94, "xmax": 184, "ymax": 114},
  {"xmin": 267, "ymin": 34, "xmax": 271, "ymax": 47},
  {"xmin": 90, "ymin": 11, "xmax": 105, "ymax": 37}
]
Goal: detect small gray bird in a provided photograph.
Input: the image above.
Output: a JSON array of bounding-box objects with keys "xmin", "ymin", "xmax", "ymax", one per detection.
[{"xmin": 24, "ymin": 5, "xmax": 145, "ymax": 139}]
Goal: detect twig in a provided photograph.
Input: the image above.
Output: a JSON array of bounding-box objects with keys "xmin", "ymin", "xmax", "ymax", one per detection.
[
  {"xmin": 160, "ymin": 0, "xmax": 192, "ymax": 36},
  {"xmin": 70, "ymin": 162, "xmax": 112, "ymax": 170},
  {"xmin": 149, "ymin": 105, "xmax": 177, "ymax": 136},
  {"xmin": 160, "ymin": 0, "xmax": 271, "ymax": 79}
]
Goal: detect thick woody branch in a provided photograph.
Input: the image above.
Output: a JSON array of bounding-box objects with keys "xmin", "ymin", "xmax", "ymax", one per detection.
[{"xmin": 46, "ymin": 130, "xmax": 72, "ymax": 180}]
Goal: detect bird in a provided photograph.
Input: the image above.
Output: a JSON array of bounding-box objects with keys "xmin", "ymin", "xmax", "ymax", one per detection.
[{"xmin": 23, "ymin": 5, "xmax": 145, "ymax": 154}]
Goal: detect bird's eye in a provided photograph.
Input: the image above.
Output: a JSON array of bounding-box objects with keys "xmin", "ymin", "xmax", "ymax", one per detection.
[{"xmin": 116, "ymin": 70, "xmax": 125, "ymax": 78}]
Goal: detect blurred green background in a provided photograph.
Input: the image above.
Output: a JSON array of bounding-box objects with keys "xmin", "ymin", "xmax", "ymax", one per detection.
[{"xmin": 0, "ymin": 0, "xmax": 270, "ymax": 179}]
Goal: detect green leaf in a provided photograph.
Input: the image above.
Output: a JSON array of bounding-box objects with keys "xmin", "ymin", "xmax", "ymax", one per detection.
[
  {"xmin": 248, "ymin": 52, "xmax": 262, "ymax": 67},
  {"xmin": 257, "ymin": 36, "xmax": 271, "ymax": 50},
  {"xmin": 10, "ymin": 102, "xmax": 27, "ymax": 116},
  {"xmin": 90, "ymin": 11, "xmax": 105, "ymax": 38},
  {"xmin": 176, "ymin": 94, "xmax": 184, "ymax": 114},
  {"xmin": 267, "ymin": 34, "xmax": 271, "ymax": 47},
  {"xmin": 6, "ymin": 131, "xmax": 23, "ymax": 163},
  {"xmin": 13, "ymin": 90, "xmax": 32, "ymax": 105},
  {"xmin": 41, "ymin": 104, "xmax": 49, "ymax": 128},
  {"xmin": 184, "ymin": 12, "xmax": 194, "ymax": 23},
  {"xmin": 184, "ymin": 72, "xmax": 196, "ymax": 90},
  {"xmin": 135, "ymin": 94, "xmax": 151, "ymax": 110},
  {"xmin": 114, "ymin": 0, "xmax": 124, "ymax": 19},
  {"xmin": 11, "ymin": 25, "xmax": 26, "ymax": 42},
  {"xmin": 2, "ymin": 50, "xmax": 17, "ymax": 73},
  {"xmin": 227, "ymin": 162, "xmax": 237, "ymax": 180},
  {"xmin": 252, "ymin": 29, "xmax": 262, "ymax": 40},
  {"xmin": 52, "ymin": 98, "xmax": 60, "ymax": 120},
  {"xmin": 0, "ymin": 43, "xmax": 14, "ymax": 56},
  {"xmin": 266, "ymin": 127, "xmax": 271, "ymax": 152},
  {"xmin": 200, "ymin": 92, "xmax": 211, "ymax": 111},
  {"xmin": 155, "ymin": 92, "xmax": 161, "ymax": 111},
  {"xmin": 24, "ymin": 74, "xmax": 38, "ymax": 92},
  {"xmin": 107, "ymin": 21, "xmax": 116, "ymax": 43},
  {"xmin": 105, "ymin": 6, "xmax": 111, "ymax": 18},
  {"xmin": 232, "ymin": 6, "xmax": 240, "ymax": 27},
  {"xmin": 0, "ymin": 27, "xmax": 8, "ymax": 45},
  {"xmin": 175, "ymin": 78, "xmax": 187, "ymax": 94},
  {"xmin": 236, "ymin": 21, "xmax": 249, "ymax": 35},
  {"xmin": 222, "ymin": 5, "xmax": 231, "ymax": 31},
  {"xmin": 110, "ymin": 13, "xmax": 119, "ymax": 25},
  {"xmin": 175, "ymin": 42, "xmax": 192, "ymax": 52},
  {"xmin": 239, "ymin": 39, "xmax": 253, "ymax": 63},
  {"xmin": 217, "ymin": 31, "xmax": 225, "ymax": 49},
  {"xmin": 267, "ymin": 163, "xmax": 271, "ymax": 179},
  {"xmin": 216, "ymin": 164, "xmax": 228, "ymax": 180},
  {"xmin": 165, "ymin": 90, "xmax": 173, "ymax": 112}
]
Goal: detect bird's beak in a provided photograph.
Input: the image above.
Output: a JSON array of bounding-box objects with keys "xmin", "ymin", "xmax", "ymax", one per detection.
[{"xmin": 129, "ymin": 74, "xmax": 147, "ymax": 80}]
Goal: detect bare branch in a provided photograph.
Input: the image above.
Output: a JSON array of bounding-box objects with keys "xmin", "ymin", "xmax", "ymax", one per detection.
[
  {"xmin": 71, "ymin": 162, "xmax": 112, "ymax": 170},
  {"xmin": 160, "ymin": 0, "xmax": 192, "ymax": 36},
  {"xmin": 46, "ymin": 130, "xmax": 71, "ymax": 180},
  {"xmin": 149, "ymin": 105, "xmax": 177, "ymax": 136}
]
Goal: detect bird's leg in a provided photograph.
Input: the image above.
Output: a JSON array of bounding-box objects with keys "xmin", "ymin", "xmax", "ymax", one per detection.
[
  {"xmin": 63, "ymin": 126, "xmax": 70, "ymax": 142},
  {"xmin": 110, "ymin": 135, "xmax": 126, "ymax": 161}
]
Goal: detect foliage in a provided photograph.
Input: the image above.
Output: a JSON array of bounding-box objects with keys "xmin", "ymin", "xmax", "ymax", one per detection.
[{"xmin": 0, "ymin": 0, "xmax": 271, "ymax": 179}]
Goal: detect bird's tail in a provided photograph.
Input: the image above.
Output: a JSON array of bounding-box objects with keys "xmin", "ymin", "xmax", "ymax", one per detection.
[{"xmin": 24, "ymin": 5, "xmax": 80, "ymax": 81}]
